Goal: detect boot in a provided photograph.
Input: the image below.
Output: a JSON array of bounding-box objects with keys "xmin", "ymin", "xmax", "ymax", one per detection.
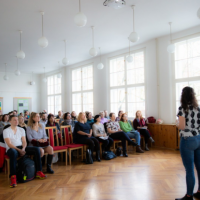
[
  {"xmin": 193, "ymin": 191, "xmax": 200, "ymax": 199},
  {"xmin": 149, "ymin": 137, "xmax": 155, "ymax": 143},
  {"xmin": 175, "ymin": 194, "xmax": 194, "ymax": 200},
  {"xmin": 136, "ymin": 145, "xmax": 144, "ymax": 153},
  {"xmin": 47, "ymin": 154, "xmax": 54, "ymax": 174},
  {"xmin": 123, "ymin": 150, "xmax": 128, "ymax": 157},
  {"xmin": 96, "ymin": 150, "xmax": 101, "ymax": 162},
  {"xmin": 145, "ymin": 144, "xmax": 149, "ymax": 151},
  {"xmin": 131, "ymin": 140, "xmax": 137, "ymax": 147}
]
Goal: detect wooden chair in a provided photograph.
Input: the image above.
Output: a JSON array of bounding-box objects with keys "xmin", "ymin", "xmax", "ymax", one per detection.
[
  {"xmin": 45, "ymin": 126, "xmax": 68, "ymax": 165},
  {"xmin": 126, "ymin": 138, "xmax": 136, "ymax": 153},
  {"xmin": 61, "ymin": 125, "xmax": 84, "ymax": 165}
]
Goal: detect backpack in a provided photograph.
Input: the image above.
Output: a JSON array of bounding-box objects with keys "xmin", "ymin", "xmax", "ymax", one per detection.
[
  {"xmin": 116, "ymin": 147, "xmax": 122, "ymax": 156},
  {"xmin": 103, "ymin": 151, "xmax": 117, "ymax": 160},
  {"xmin": 16, "ymin": 155, "xmax": 35, "ymax": 183},
  {"xmin": 85, "ymin": 149, "xmax": 93, "ymax": 164},
  {"xmin": 147, "ymin": 116, "xmax": 156, "ymax": 123}
]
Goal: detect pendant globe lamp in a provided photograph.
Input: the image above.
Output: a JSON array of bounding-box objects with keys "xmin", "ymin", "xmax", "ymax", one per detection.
[
  {"xmin": 89, "ymin": 26, "xmax": 98, "ymax": 57},
  {"xmin": 197, "ymin": 8, "xmax": 200, "ymax": 18},
  {"xmin": 38, "ymin": 12, "xmax": 48, "ymax": 48},
  {"xmin": 15, "ymin": 57, "xmax": 21, "ymax": 76},
  {"xmin": 167, "ymin": 22, "xmax": 175, "ymax": 53},
  {"xmin": 30, "ymin": 72, "xmax": 35, "ymax": 85},
  {"xmin": 128, "ymin": 5, "xmax": 139, "ymax": 43},
  {"xmin": 97, "ymin": 47, "xmax": 104, "ymax": 70},
  {"xmin": 74, "ymin": 0, "xmax": 87, "ymax": 27},
  {"xmin": 43, "ymin": 67, "xmax": 47, "ymax": 82},
  {"xmin": 3, "ymin": 63, "xmax": 9, "ymax": 81},
  {"xmin": 16, "ymin": 31, "xmax": 25, "ymax": 59},
  {"xmin": 57, "ymin": 62, "xmax": 62, "ymax": 78},
  {"xmin": 126, "ymin": 40, "xmax": 133, "ymax": 63},
  {"xmin": 62, "ymin": 40, "xmax": 68, "ymax": 65}
]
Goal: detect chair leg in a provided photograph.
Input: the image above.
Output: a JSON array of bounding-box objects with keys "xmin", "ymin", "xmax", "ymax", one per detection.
[
  {"xmin": 77, "ymin": 149, "xmax": 79, "ymax": 158},
  {"xmin": 69, "ymin": 149, "xmax": 71, "ymax": 165},
  {"xmin": 65, "ymin": 150, "xmax": 68, "ymax": 166},
  {"xmin": 8, "ymin": 160, "xmax": 10, "ymax": 179},
  {"xmin": 81, "ymin": 147, "xmax": 83, "ymax": 161},
  {"xmin": 100, "ymin": 144, "xmax": 102, "ymax": 158},
  {"xmin": 4, "ymin": 160, "xmax": 6, "ymax": 174},
  {"xmin": 126, "ymin": 141, "xmax": 128, "ymax": 153}
]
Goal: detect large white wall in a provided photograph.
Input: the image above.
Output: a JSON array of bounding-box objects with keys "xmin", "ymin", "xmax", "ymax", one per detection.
[
  {"xmin": 40, "ymin": 25, "xmax": 200, "ymax": 123},
  {"xmin": 0, "ymin": 72, "xmax": 41, "ymax": 114}
]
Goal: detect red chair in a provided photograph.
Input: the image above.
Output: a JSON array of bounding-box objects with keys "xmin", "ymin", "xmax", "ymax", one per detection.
[
  {"xmin": 60, "ymin": 125, "xmax": 84, "ymax": 165},
  {"xmin": 45, "ymin": 127, "xmax": 68, "ymax": 166}
]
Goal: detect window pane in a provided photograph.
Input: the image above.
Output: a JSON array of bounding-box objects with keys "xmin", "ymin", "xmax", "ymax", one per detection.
[
  {"xmin": 127, "ymin": 86, "xmax": 145, "ymax": 118},
  {"xmin": 55, "ymin": 95, "xmax": 61, "ymax": 115},
  {"xmin": 72, "ymin": 68, "xmax": 82, "ymax": 92},
  {"xmin": 48, "ymin": 96, "xmax": 54, "ymax": 114},
  {"xmin": 82, "ymin": 65, "xmax": 93, "ymax": 90},
  {"xmin": 72, "ymin": 93, "xmax": 82, "ymax": 114},
  {"xmin": 83, "ymin": 92, "xmax": 93, "ymax": 113},
  {"xmin": 110, "ymin": 88, "xmax": 126, "ymax": 114}
]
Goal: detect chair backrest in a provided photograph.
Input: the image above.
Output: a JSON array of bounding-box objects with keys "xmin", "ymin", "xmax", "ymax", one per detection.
[
  {"xmin": 60, "ymin": 125, "xmax": 73, "ymax": 145},
  {"xmin": 45, "ymin": 126, "xmax": 58, "ymax": 147}
]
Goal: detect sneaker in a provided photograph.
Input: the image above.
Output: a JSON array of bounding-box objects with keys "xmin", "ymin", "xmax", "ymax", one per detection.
[
  {"xmin": 36, "ymin": 171, "xmax": 47, "ymax": 180},
  {"xmin": 193, "ymin": 191, "xmax": 200, "ymax": 199},
  {"xmin": 10, "ymin": 175, "xmax": 17, "ymax": 188},
  {"xmin": 175, "ymin": 194, "xmax": 194, "ymax": 200}
]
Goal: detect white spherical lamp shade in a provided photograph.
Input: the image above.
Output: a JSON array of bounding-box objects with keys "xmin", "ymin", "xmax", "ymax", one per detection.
[
  {"xmin": 30, "ymin": 81, "xmax": 35, "ymax": 85},
  {"xmin": 89, "ymin": 47, "xmax": 98, "ymax": 57},
  {"xmin": 97, "ymin": 63, "xmax": 104, "ymax": 70},
  {"xmin": 43, "ymin": 77, "xmax": 47, "ymax": 82},
  {"xmin": 15, "ymin": 70, "xmax": 21, "ymax": 76},
  {"xmin": 3, "ymin": 75, "xmax": 9, "ymax": 80},
  {"xmin": 197, "ymin": 8, "xmax": 200, "ymax": 19},
  {"xmin": 57, "ymin": 74, "xmax": 62, "ymax": 78},
  {"xmin": 128, "ymin": 32, "xmax": 139, "ymax": 43},
  {"xmin": 167, "ymin": 43, "xmax": 175, "ymax": 53},
  {"xmin": 38, "ymin": 36, "xmax": 48, "ymax": 48},
  {"xmin": 74, "ymin": 12, "xmax": 87, "ymax": 27},
  {"xmin": 126, "ymin": 55, "xmax": 133, "ymax": 63},
  {"xmin": 16, "ymin": 50, "xmax": 25, "ymax": 59},
  {"xmin": 62, "ymin": 57, "xmax": 68, "ymax": 65}
]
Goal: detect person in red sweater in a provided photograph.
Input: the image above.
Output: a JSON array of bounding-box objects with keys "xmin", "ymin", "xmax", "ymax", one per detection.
[{"xmin": 133, "ymin": 110, "xmax": 155, "ymax": 151}]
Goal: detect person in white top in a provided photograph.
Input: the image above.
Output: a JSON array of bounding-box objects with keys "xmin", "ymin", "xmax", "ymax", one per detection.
[
  {"xmin": 39, "ymin": 112, "xmax": 47, "ymax": 126},
  {"xmin": 3, "ymin": 115, "xmax": 46, "ymax": 188}
]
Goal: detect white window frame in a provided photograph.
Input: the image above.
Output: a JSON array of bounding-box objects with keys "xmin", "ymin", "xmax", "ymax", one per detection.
[
  {"xmin": 47, "ymin": 74, "xmax": 62, "ymax": 115},
  {"xmin": 108, "ymin": 48, "xmax": 146, "ymax": 119},
  {"xmin": 71, "ymin": 64, "xmax": 94, "ymax": 114},
  {"xmin": 172, "ymin": 33, "xmax": 200, "ymax": 121}
]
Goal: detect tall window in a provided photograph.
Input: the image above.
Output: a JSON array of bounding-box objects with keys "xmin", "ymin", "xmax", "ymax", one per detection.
[
  {"xmin": 72, "ymin": 65, "xmax": 93, "ymax": 114},
  {"xmin": 47, "ymin": 74, "xmax": 62, "ymax": 115},
  {"xmin": 110, "ymin": 50, "xmax": 145, "ymax": 118},
  {"xmin": 174, "ymin": 36, "xmax": 200, "ymax": 111}
]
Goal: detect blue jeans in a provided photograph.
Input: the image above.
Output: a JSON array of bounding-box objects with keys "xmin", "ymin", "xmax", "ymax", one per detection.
[
  {"xmin": 180, "ymin": 135, "xmax": 200, "ymax": 196},
  {"xmin": 126, "ymin": 131, "xmax": 140, "ymax": 145}
]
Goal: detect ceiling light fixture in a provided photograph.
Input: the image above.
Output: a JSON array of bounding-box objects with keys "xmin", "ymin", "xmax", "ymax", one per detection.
[
  {"xmin": 89, "ymin": 26, "xmax": 98, "ymax": 57},
  {"xmin": 62, "ymin": 40, "xmax": 68, "ymax": 65},
  {"xmin": 103, "ymin": 0, "xmax": 126, "ymax": 9},
  {"xmin": 167, "ymin": 22, "xmax": 175, "ymax": 54},
  {"xmin": 97, "ymin": 47, "xmax": 104, "ymax": 70},
  {"xmin": 16, "ymin": 30, "xmax": 25, "ymax": 59},
  {"xmin": 74, "ymin": 0, "xmax": 87, "ymax": 27},
  {"xmin": 38, "ymin": 11, "xmax": 48, "ymax": 48},
  {"xmin": 128, "ymin": 5, "xmax": 139, "ymax": 43},
  {"xmin": 15, "ymin": 57, "xmax": 21, "ymax": 76},
  {"xmin": 3, "ymin": 63, "xmax": 9, "ymax": 81}
]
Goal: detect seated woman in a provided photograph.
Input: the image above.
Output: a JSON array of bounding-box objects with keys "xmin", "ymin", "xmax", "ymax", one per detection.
[
  {"xmin": 92, "ymin": 115, "xmax": 113, "ymax": 153},
  {"xmin": 61, "ymin": 112, "xmax": 76, "ymax": 132},
  {"xmin": 119, "ymin": 113, "xmax": 144, "ymax": 153},
  {"xmin": 73, "ymin": 112, "xmax": 100, "ymax": 162},
  {"xmin": 104, "ymin": 110, "xmax": 110, "ymax": 119},
  {"xmin": 100, "ymin": 111, "xmax": 108, "ymax": 124},
  {"xmin": 0, "ymin": 114, "xmax": 10, "ymax": 127},
  {"xmin": 86, "ymin": 112, "xmax": 94, "ymax": 125},
  {"xmin": 71, "ymin": 111, "xmax": 77, "ymax": 122},
  {"xmin": 27, "ymin": 112, "xmax": 54, "ymax": 174},
  {"xmin": 107, "ymin": 113, "xmax": 137, "ymax": 157},
  {"xmin": 133, "ymin": 110, "xmax": 155, "ymax": 151},
  {"xmin": 18, "ymin": 115, "xmax": 27, "ymax": 132},
  {"xmin": 46, "ymin": 114, "xmax": 60, "ymax": 133},
  {"xmin": 115, "ymin": 110, "xmax": 123, "ymax": 122}
]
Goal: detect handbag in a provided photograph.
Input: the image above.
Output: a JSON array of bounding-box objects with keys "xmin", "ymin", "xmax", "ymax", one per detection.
[{"xmin": 31, "ymin": 139, "xmax": 49, "ymax": 147}]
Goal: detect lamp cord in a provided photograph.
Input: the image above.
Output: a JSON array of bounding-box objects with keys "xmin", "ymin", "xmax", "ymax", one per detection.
[
  {"xmin": 79, "ymin": 0, "xmax": 81, "ymax": 12},
  {"xmin": 42, "ymin": 14, "xmax": 44, "ymax": 36},
  {"xmin": 132, "ymin": 6, "xmax": 135, "ymax": 32}
]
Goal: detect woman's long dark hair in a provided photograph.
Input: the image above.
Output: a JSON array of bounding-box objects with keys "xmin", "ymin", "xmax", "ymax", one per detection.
[
  {"xmin": 181, "ymin": 86, "xmax": 198, "ymax": 111},
  {"xmin": 63, "ymin": 112, "xmax": 70, "ymax": 120},
  {"xmin": 47, "ymin": 114, "xmax": 55, "ymax": 125}
]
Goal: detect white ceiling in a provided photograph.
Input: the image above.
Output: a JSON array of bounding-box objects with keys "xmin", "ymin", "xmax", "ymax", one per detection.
[{"xmin": 0, "ymin": 0, "xmax": 199, "ymax": 74}]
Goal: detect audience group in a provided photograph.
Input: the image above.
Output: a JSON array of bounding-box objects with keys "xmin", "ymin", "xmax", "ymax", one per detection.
[{"xmin": 0, "ymin": 108, "xmax": 154, "ymax": 188}]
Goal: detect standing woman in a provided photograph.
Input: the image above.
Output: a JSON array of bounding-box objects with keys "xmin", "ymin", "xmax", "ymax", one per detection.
[
  {"xmin": 27, "ymin": 112, "xmax": 54, "ymax": 174},
  {"xmin": 133, "ymin": 111, "xmax": 154, "ymax": 151},
  {"xmin": 73, "ymin": 112, "xmax": 101, "ymax": 162},
  {"xmin": 176, "ymin": 87, "xmax": 200, "ymax": 200}
]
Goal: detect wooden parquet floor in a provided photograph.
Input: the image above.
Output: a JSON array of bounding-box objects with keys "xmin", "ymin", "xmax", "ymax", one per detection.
[{"xmin": 0, "ymin": 148, "xmax": 198, "ymax": 200}]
